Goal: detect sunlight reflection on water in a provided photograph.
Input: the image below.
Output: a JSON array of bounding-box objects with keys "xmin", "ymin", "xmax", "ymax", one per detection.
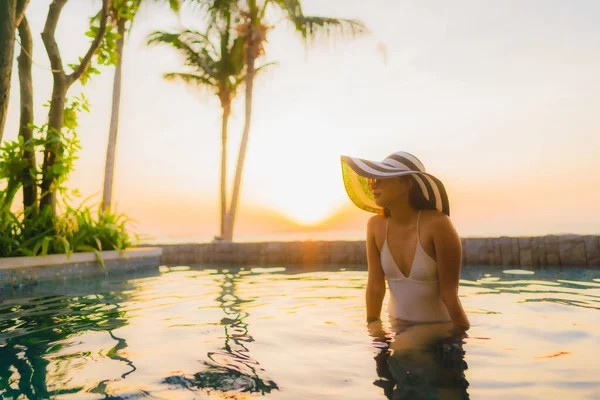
[{"xmin": 0, "ymin": 265, "xmax": 599, "ymax": 399}]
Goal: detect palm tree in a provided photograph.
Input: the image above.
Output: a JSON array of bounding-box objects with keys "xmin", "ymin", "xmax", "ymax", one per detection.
[
  {"xmin": 147, "ymin": 15, "xmax": 258, "ymax": 238},
  {"xmin": 204, "ymin": 0, "xmax": 367, "ymax": 241},
  {"xmin": 101, "ymin": 0, "xmax": 184, "ymax": 214}
]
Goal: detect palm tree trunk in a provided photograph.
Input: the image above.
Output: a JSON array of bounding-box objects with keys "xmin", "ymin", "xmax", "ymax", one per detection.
[
  {"xmin": 0, "ymin": 1, "xmax": 16, "ymax": 143},
  {"xmin": 0, "ymin": 0, "xmax": 30, "ymax": 143},
  {"xmin": 17, "ymin": 15, "xmax": 37, "ymax": 216},
  {"xmin": 225, "ymin": 46, "xmax": 257, "ymax": 241},
  {"xmin": 102, "ymin": 18, "xmax": 126, "ymax": 213},
  {"xmin": 220, "ymin": 101, "xmax": 231, "ymax": 238}
]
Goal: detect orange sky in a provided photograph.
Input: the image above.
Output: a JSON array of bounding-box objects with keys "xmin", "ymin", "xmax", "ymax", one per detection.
[{"xmin": 3, "ymin": 1, "xmax": 600, "ymax": 242}]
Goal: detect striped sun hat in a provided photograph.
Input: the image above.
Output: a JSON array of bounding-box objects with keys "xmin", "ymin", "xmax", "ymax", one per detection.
[{"xmin": 340, "ymin": 151, "xmax": 450, "ymax": 216}]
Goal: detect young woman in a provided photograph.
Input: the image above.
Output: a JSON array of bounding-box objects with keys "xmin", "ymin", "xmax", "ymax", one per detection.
[{"xmin": 340, "ymin": 151, "xmax": 470, "ymax": 330}]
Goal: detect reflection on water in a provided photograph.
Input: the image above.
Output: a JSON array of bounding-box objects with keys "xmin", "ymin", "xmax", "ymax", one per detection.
[
  {"xmin": 89, "ymin": 331, "xmax": 136, "ymax": 395},
  {"xmin": 163, "ymin": 271, "xmax": 278, "ymax": 395},
  {"xmin": 369, "ymin": 320, "xmax": 469, "ymax": 400},
  {"xmin": 0, "ymin": 265, "xmax": 598, "ymax": 399},
  {"xmin": 0, "ymin": 286, "xmax": 133, "ymax": 398}
]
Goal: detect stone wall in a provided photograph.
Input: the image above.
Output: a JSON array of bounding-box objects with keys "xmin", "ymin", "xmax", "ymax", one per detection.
[
  {"xmin": 1, "ymin": 256, "xmax": 160, "ymax": 289},
  {"xmin": 0, "ymin": 248, "xmax": 162, "ymax": 289},
  {"xmin": 160, "ymin": 235, "xmax": 600, "ymax": 268}
]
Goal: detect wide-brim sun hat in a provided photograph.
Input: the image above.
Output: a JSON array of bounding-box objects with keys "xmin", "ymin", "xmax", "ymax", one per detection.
[{"xmin": 340, "ymin": 151, "xmax": 450, "ymax": 216}]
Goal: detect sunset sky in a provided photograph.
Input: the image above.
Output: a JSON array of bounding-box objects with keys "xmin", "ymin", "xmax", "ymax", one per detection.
[{"xmin": 4, "ymin": 0, "xmax": 600, "ymax": 242}]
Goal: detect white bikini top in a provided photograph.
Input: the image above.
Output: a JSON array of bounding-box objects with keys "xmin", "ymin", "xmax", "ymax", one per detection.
[
  {"xmin": 381, "ymin": 210, "xmax": 437, "ymax": 282},
  {"xmin": 380, "ymin": 210, "xmax": 452, "ymax": 322}
]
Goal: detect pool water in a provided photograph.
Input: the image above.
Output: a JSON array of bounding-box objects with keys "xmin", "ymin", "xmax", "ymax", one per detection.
[{"xmin": 1, "ymin": 265, "xmax": 599, "ymax": 400}]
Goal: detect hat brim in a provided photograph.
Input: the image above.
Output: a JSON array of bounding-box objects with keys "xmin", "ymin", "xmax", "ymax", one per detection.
[{"xmin": 341, "ymin": 155, "xmax": 450, "ymax": 216}]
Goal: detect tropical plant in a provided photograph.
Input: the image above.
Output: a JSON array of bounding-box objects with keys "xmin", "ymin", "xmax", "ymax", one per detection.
[
  {"xmin": 0, "ymin": 198, "xmax": 137, "ymax": 260},
  {"xmin": 40, "ymin": 0, "xmax": 112, "ymax": 214},
  {"xmin": 0, "ymin": 0, "xmax": 139, "ymax": 260},
  {"xmin": 0, "ymin": 93, "xmax": 85, "ymax": 219},
  {"xmin": 147, "ymin": 6, "xmax": 271, "ymax": 238},
  {"xmin": 203, "ymin": 0, "xmax": 367, "ymax": 240},
  {"xmin": 0, "ymin": 95, "xmax": 136, "ymax": 260}
]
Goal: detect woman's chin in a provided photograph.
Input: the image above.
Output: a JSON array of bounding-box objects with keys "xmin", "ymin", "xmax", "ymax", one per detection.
[{"xmin": 374, "ymin": 198, "xmax": 385, "ymax": 208}]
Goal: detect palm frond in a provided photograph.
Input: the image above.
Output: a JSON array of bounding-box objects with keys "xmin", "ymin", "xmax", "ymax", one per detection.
[
  {"xmin": 202, "ymin": 0, "xmax": 235, "ymax": 16},
  {"xmin": 147, "ymin": 26, "xmax": 247, "ymax": 102},
  {"xmin": 230, "ymin": 61, "xmax": 275, "ymax": 92},
  {"xmin": 199, "ymin": 0, "xmax": 238, "ymax": 32},
  {"xmin": 255, "ymin": 61, "xmax": 277, "ymax": 75},
  {"xmin": 295, "ymin": 16, "xmax": 368, "ymax": 40},
  {"xmin": 229, "ymin": 36, "xmax": 245, "ymax": 76},
  {"xmin": 164, "ymin": 72, "xmax": 217, "ymax": 88},
  {"xmin": 168, "ymin": 0, "xmax": 181, "ymax": 12},
  {"xmin": 182, "ymin": 29, "xmax": 218, "ymax": 54},
  {"xmin": 272, "ymin": 0, "xmax": 368, "ymax": 40},
  {"xmin": 147, "ymin": 30, "xmax": 179, "ymax": 46},
  {"xmin": 124, "ymin": 0, "xmax": 185, "ymax": 33},
  {"xmin": 147, "ymin": 30, "xmax": 219, "ymax": 79}
]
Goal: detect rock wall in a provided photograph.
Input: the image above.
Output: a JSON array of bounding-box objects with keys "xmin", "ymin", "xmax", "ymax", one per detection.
[
  {"xmin": 1, "ymin": 256, "xmax": 161, "ymax": 289},
  {"xmin": 159, "ymin": 235, "xmax": 600, "ymax": 268}
]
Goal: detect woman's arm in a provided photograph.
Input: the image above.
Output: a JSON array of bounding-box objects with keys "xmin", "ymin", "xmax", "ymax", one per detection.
[
  {"xmin": 433, "ymin": 214, "xmax": 470, "ymax": 330},
  {"xmin": 366, "ymin": 216, "xmax": 386, "ymax": 323}
]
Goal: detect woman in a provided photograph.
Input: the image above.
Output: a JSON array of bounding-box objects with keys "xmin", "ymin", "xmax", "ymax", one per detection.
[{"xmin": 340, "ymin": 151, "xmax": 470, "ymax": 330}]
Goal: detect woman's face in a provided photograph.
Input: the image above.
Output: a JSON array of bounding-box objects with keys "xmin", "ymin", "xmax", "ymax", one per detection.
[{"xmin": 367, "ymin": 176, "xmax": 412, "ymax": 208}]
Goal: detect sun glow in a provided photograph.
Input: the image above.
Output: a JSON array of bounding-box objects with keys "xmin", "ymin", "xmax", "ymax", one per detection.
[
  {"xmin": 258, "ymin": 163, "xmax": 345, "ymax": 226},
  {"xmin": 244, "ymin": 120, "xmax": 349, "ymax": 226},
  {"xmin": 270, "ymin": 195, "xmax": 341, "ymax": 226}
]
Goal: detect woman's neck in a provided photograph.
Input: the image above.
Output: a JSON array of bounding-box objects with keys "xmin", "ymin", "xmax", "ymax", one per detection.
[{"xmin": 387, "ymin": 202, "xmax": 418, "ymax": 226}]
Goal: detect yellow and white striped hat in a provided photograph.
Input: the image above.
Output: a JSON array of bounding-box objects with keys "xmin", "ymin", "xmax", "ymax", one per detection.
[{"xmin": 340, "ymin": 151, "xmax": 450, "ymax": 216}]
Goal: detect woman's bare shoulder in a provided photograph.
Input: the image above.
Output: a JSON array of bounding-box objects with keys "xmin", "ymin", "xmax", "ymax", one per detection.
[
  {"xmin": 421, "ymin": 209, "xmax": 459, "ymax": 247},
  {"xmin": 421, "ymin": 209, "xmax": 451, "ymax": 226},
  {"xmin": 367, "ymin": 214, "xmax": 385, "ymax": 244},
  {"xmin": 367, "ymin": 214, "xmax": 385, "ymax": 231}
]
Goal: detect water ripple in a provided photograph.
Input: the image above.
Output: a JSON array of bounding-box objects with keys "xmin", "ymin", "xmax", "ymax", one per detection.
[{"xmin": 0, "ymin": 265, "xmax": 598, "ymax": 399}]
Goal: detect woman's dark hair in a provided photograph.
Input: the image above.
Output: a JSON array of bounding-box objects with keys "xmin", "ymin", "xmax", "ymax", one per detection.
[{"xmin": 382, "ymin": 176, "xmax": 436, "ymax": 217}]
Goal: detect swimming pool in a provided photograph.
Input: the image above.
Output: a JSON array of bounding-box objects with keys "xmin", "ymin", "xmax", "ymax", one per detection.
[{"xmin": 1, "ymin": 264, "xmax": 599, "ymax": 399}]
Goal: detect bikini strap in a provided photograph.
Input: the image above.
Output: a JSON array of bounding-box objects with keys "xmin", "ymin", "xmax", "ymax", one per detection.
[
  {"xmin": 416, "ymin": 210, "xmax": 422, "ymax": 245},
  {"xmin": 385, "ymin": 217, "xmax": 390, "ymax": 242}
]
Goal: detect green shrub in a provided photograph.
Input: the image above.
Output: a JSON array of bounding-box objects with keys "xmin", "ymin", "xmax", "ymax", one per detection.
[
  {"xmin": 0, "ymin": 94, "xmax": 138, "ymax": 260},
  {"xmin": 0, "ymin": 199, "xmax": 137, "ymax": 259}
]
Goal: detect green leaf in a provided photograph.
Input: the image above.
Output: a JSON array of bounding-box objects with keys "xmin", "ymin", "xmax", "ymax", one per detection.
[
  {"xmin": 41, "ymin": 236, "xmax": 52, "ymax": 256},
  {"xmin": 32, "ymin": 239, "xmax": 43, "ymax": 256},
  {"xmin": 60, "ymin": 237, "xmax": 72, "ymax": 258},
  {"xmin": 93, "ymin": 236, "xmax": 102, "ymax": 252},
  {"xmin": 76, "ymin": 244, "xmax": 106, "ymax": 269}
]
